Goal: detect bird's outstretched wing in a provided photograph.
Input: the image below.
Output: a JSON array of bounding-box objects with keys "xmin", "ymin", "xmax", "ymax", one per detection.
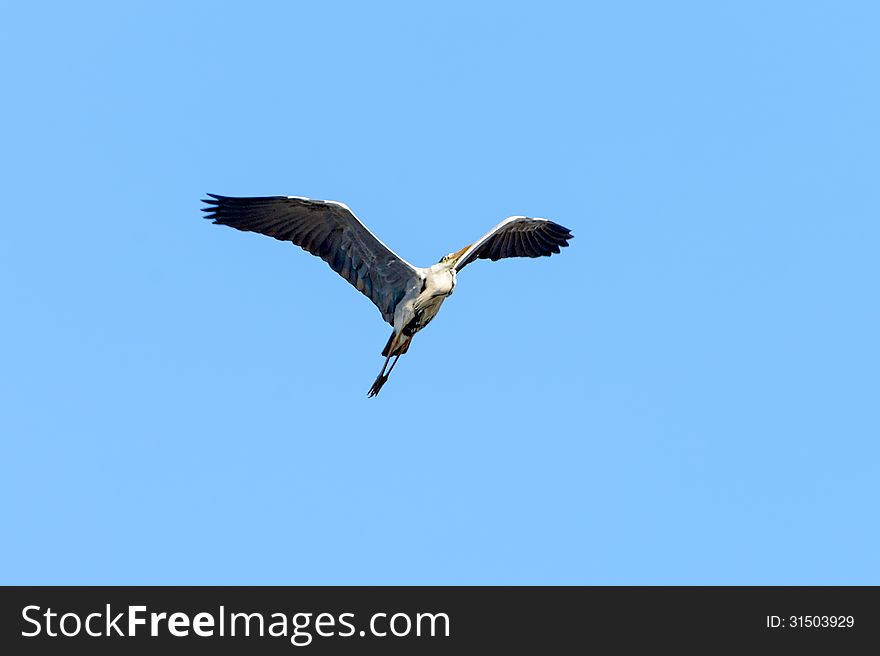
[
  {"xmin": 454, "ymin": 216, "xmax": 573, "ymax": 272},
  {"xmin": 202, "ymin": 194, "xmax": 419, "ymax": 324}
]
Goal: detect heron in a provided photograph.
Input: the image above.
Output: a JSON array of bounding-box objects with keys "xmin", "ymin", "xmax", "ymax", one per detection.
[{"xmin": 201, "ymin": 194, "xmax": 573, "ymax": 396}]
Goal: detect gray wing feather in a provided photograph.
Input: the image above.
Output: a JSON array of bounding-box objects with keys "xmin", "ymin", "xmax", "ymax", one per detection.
[
  {"xmin": 455, "ymin": 216, "xmax": 573, "ymax": 272},
  {"xmin": 202, "ymin": 194, "xmax": 419, "ymax": 324}
]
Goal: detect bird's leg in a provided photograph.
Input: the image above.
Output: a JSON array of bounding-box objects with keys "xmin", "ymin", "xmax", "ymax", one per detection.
[
  {"xmin": 378, "ymin": 352, "xmax": 393, "ymax": 378},
  {"xmin": 368, "ymin": 353, "xmax": 394, "ymax": 398},
  {"xmin": 367, "ymin": 353, "xmax": 404, "ymax": 398}
]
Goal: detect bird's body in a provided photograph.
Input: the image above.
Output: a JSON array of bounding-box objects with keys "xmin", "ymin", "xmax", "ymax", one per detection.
[
  {"xmin": 201, "ymin": 194, "xmax": 572, "ymax": 396},
  {"xmin": 379, "ymin": 260, "xmax": 457, "ymax": 379},
  {"xmin": 397, "ymin": 262, "xmax": 457, "ymax": 337}
]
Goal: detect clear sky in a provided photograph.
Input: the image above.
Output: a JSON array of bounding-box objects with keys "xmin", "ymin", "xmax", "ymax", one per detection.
[{"xmin": 1, "ymin": 1, "xmax": 877, "ymax": 584}]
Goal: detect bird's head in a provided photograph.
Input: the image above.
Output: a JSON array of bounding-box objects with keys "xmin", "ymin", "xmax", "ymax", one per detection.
[{"xmin": 439, "ymin": 245, "xmax": 471, "ymax": 266}]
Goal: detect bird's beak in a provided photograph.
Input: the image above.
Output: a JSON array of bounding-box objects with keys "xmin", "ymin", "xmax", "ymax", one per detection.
[{"xmin": 450, "ymin": 244, "xmax": 471, "ymax": 265}]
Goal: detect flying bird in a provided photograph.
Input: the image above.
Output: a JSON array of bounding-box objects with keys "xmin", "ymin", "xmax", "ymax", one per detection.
[{"xmin": 201, "ymin": 194, "xmax": 573, "ymax": 396}]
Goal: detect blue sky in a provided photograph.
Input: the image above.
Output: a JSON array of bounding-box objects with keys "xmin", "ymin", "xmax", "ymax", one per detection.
[{"xmin": 1, "ymin": 1, "xmax": 877, "ymax": 584}]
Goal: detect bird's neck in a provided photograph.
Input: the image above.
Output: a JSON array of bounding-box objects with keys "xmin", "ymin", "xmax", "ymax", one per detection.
[{"xmin": 429, "ymin": 262, "xmax": 456, "ymax": 274}]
